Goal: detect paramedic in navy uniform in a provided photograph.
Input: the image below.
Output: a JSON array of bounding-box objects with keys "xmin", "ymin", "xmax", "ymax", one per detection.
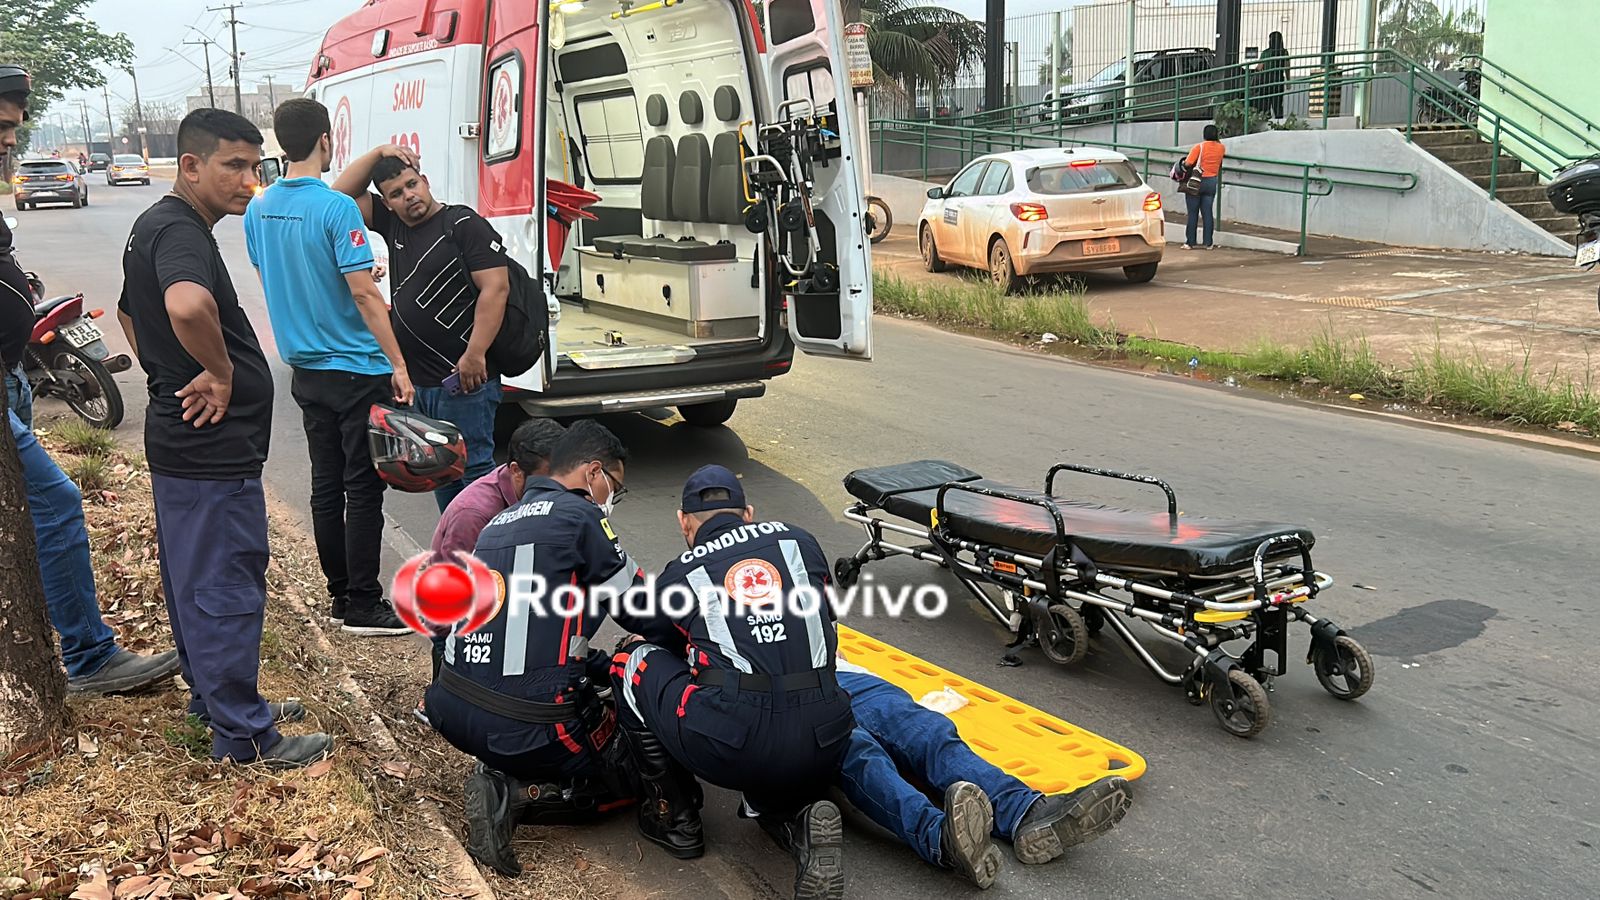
[
  {"xmin": 612, "ymin": 465, "xmax": 856, "ymax": 900},
  {"xmin": 425, "ymin": 420, "xmax": 653, "ymax": 877}
]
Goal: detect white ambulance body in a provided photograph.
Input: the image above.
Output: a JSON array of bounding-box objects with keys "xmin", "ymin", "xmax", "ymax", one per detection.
[{"xmin": 304, "ymin": 0, "xmax": 873, "ymax": 425}]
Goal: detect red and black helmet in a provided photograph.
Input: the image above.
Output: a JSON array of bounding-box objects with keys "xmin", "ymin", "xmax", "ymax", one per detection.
[{"xmin": 367, "ymin": 404, "xmax": 466, "ymax": 492}]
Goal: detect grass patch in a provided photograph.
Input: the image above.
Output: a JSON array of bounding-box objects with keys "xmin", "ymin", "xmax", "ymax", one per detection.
[
  {"xmin": 162, "ymin": 714, "xmax": 211, "ymax": 760},
  {"xmin": 52, "ymin": 417, "xmax": 117, "ymax": 456},
  {"xmin": 61, "ymin": 453, "xmax": 109, "ymax": 494},
  {"xmin": 874, "ymin": 272, "xmax": 1600, "ymax": 435}
]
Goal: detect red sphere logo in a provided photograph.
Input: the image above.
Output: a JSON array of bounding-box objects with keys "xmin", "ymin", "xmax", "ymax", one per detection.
[{"xmin": 390, "ymin": 551, "xmax": 499, "ymax": 637}]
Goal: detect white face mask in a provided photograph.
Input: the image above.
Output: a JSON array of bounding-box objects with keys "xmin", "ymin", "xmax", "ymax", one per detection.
[{"xmin": 591, "ymin": 467, "xmax": 616, "ymax": 517}]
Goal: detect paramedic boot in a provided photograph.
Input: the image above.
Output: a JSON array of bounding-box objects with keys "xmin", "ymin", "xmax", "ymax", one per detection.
[
  {"xmin": 622, "ymin": 725, "xmax": 705, "ymax": 859},
  {"xmin": 757, "ymin": 800, "xmax": 846, "ymax": 900},
  {"xmin": 1011, "ymin": 776, "xmax": 1131, "ymax": 865},
  {"xmin": 939, "ymin": 782, "xmax": 1003, "ymax": 889},
  {"xmin": 463, "ymin": 762, "xmax": 530, "ymax": 876}
]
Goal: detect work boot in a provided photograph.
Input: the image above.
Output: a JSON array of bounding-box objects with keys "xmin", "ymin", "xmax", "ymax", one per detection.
[
  {"xmin": 464, "ymin": 763, "xmax": 527, "ymax": 876},
  {"xmin": 67, "ymin": 648, "xmax": 180, "ymax": 694},
  {"xmin": 621, "ymin": 726, "xmax": 704, "ymax": 859},
  {"xmin": 938, "ymin": 782, "xmax": 1003, "ymax": 889},
  {"xmin": 249, "ymin": 733, "xmax": 335, "ymax": 771},
  {"xmin": 1011, "ymin": 776, "xmax": 1131, "ymax": 865},
  {"xmin": 757, "ymin": 800, "xmax": 845, "ymax": 900},
  {"xmin": 198, "ymin": 700, "xmax": 307, "ymax": 729}
]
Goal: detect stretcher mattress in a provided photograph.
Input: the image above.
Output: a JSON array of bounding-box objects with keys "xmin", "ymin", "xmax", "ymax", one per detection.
[
  {"xmin": 836, "ymin": 625, "xmax": 1144, "ymax": 794},
  {"xmin": 845, "ymin": 460, "xmax": 1315, "ymax": 577}
]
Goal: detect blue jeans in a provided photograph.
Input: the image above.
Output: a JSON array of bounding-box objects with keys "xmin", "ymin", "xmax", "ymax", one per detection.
[
  {"xmin": 7, "ymin": 406, "xmax": 120, "ymax": 680},
  {"xmin": 6, "ymin": 362, "xmax": 33, "ymax": 429},
  {"xmin": 835, "ymin": 670, "xmax": 1042, "ymax": 867},
  {"xmin": 413, "ymin": 377, "xmax": 499, "ymax": 512},
  {"xmin": 1184, "ymin": 176, "xmax": 1219, "ymax": 247}
]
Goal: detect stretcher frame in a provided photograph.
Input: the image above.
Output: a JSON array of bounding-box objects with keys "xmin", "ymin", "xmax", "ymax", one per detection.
[{"xmin": 835, "ymin": 463, "xmax": 1375, "ymax": 738}]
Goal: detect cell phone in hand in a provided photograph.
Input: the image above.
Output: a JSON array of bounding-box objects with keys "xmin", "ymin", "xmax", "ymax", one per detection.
[{"xmin": 442, "ymin": 371, "xmax": 462, "ymax": 396}]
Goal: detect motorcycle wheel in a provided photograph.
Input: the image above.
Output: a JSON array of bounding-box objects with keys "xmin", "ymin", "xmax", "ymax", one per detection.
[
  {"xmin": 45, "ymin": 344, "xmax": 123, "ymax": 429},
  {"xmin": 866, "ymin": 196, "xmax": 892, "ymax": 244}
]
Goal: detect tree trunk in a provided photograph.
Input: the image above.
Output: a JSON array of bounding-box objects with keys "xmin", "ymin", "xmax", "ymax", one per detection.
[{"xmin": 0, "ymin": 375, "xmax": 70, "ymax": 762}]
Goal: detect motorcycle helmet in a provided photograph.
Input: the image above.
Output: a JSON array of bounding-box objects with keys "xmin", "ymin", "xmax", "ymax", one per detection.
[
  {"xmin": 367, "ymin": 403, "xmax": 467, "ymax": 492},
  {"xmin": 0, "ymin": 65, "xmax": 32, "ymax": 119}
]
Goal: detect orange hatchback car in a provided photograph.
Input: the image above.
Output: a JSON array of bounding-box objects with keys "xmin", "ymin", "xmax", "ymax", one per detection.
[{"xmin": 917, "ymin": 148, "xmax": 1166, "ymax": 293}]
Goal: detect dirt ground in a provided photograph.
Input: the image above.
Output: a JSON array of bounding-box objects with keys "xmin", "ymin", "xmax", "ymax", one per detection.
[{"xmin": 873, "ymin": 230, "xmax": 1600, "ymax": 382}]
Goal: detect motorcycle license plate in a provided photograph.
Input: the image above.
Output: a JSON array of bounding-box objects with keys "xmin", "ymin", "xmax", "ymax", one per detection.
[
  {"xmin": 1577, "ymin": 240, "xmax": 1600, "ymax": 268},
  {"xmin": 59, "ymin": 320, "xmax": 102, "ymax": 348}
]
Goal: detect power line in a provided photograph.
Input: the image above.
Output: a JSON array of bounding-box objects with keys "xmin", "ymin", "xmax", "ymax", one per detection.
[{"xmin": 208, "ymin": 3, "xmax": 246, "ymax": 114}]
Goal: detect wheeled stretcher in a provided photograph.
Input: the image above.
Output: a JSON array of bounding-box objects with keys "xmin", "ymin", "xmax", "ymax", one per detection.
[{"xmin": 834, "ymin": 460, "xmax": 1375, "ymax": 738}]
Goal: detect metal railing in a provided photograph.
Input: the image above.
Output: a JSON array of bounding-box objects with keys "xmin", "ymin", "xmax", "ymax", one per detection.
[
  {"xmin": 869, "ymin": 118, "xmax": 1418, "ymax": 255},
  {"xmin": 927, "ymin": 48, "xmax": 1600, "ymax": 201}
]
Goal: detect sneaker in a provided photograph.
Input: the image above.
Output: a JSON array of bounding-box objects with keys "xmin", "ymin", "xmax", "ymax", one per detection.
[
  {"xmin": 248, "ymin": 732, "xmax": 335, "ymax": 771},
  {"xmin": 1011, "ymin": 776, "xmax": 1131, "ymax": 865},
  {"xmin": 760, "ymin": 800, "xmax": 845, "ymax": 900},
  {"xmin": 330, "ymin": 596, "xmax": 347, "ymax": 626},
  {"xmin": 67, "ymin": 648, "xmax": 181, "ymax": 695},
  {"xmin": 464, "ymin": 763, "xmax": 523, "ymax": 876},
  {"xmin": 938, "ymin": 782, "xmax": 1003, "ymax": 889},
  {"xmin": 197, "ymin": 700, "xmax": 307, "ymax": 729},
  {"xmin": 341, "ymin": 602, "xmax": 413, "ymax": 636}
]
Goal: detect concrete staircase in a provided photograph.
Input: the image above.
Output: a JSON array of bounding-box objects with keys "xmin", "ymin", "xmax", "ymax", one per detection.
[{"xmin": 1409, "ymin": 127, "xmax": 1578, "ymax": 241}]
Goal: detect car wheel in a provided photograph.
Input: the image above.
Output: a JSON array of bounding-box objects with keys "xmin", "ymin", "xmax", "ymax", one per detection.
[
  {"xmin": 1124, "ymin": 262, "xmax": 1159, "ymax": 283},
  {"xmin": 919, "ymin": 223, "xmax": 947, "ymax": 273},
  {"xmin": 989, "ymin": 238, "xmax": 1024, "ymax": 294},
  {"xmin": 71, "ymin": 192, "xmax": 82, "ymax": 209},
  {"xmin": 678, "ymin": 398, "xmax": 738, "ymax": 427}
]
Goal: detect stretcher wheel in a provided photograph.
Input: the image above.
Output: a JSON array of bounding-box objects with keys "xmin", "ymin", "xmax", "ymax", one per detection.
[
  {"xmin": 1211, "ymin": 669, "xmax": 1271, "ymax": 738},
  {"xmin": 1038, "ymin": 603, "xmax": 1088, "ymax": 666},
  {"xmin": 1311, "ymin": 635, "xmax": 1374, "ymax": 701},
  {"xmin": 833, "ymin": 557, "xmax": 860, "ymax": 588}
]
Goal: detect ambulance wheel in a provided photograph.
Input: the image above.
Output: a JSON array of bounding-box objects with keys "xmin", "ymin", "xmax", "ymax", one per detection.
[
  {"xmin": 677, "ymin": 398, "xmax": 737, "ymax": 427},
  {"xmin": 1038, "ymin": 603, "xmax": 1088, "ymax": 666},
  {"xmin": 834, "ymin": 558, "xmax": 860, "ymax": 588},
  {"xmin": 1211, "ymin": 668, "xmax": 1271, "ymax": 738},
  {"xmin": 1311, "ymin": 635, "xmax": 1374, "ymax": 701}
]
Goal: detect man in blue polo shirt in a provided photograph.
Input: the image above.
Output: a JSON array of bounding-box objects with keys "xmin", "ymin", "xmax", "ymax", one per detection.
[{"xmin": 243, "ymin": 97, "xmax": 413, "ymax": 637}]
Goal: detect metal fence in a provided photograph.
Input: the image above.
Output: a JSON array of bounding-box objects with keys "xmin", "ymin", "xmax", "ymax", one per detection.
[{"xmin": 867, "ymin": 0, "xmax": 1490, "ymax": 117}]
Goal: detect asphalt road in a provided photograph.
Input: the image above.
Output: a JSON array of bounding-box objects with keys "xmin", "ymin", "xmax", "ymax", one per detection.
[{"xmin": 15, "ymin": 180, "xmax": 1600, "ymax": 899}]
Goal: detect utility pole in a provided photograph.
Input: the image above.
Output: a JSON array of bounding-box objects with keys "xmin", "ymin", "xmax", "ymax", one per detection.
[
  {"xmin": 184, "ymin": 38, "xmax": 217, "ymax": 106},
  {"xmin": 126, "ymin": 66, "xmax": 148, "ymax": 159},
  {"xmin": 76, "ymin": 100, "xmax": 92, "ymax": 155},
  {"xmin": 209, "ymin": 3, "xmax": 245, "ymax": 114},
  {"xmin": 101, "ymin": 84, "xmax": 115, "ymax": 150},
  {"xmin": 264, "ymin": 74, "xmax": 276, "ymax": 112}
]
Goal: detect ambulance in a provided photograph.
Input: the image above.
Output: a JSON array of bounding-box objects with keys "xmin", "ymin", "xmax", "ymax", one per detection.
[{"xmin": 302, "ymin": 0, "xmax": 874, "ymax": 426}]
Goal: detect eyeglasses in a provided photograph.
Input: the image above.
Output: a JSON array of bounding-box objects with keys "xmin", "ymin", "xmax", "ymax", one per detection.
[{"xmin": 599, "ymin": 466, "xmax": 627, "ymax": 502}]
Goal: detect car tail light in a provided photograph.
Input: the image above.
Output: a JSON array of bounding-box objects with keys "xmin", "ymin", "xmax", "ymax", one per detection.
[
  {"xmin": 1143, "ymin": 192, "xmax": 1162, "ymax": 212},
  {"xmin": 1010, "ymin": 202, "xmax": 1048, "ymax": 222},
  {"xmin": 1068, "ymin": 159, "xmax": 1098, "ymax": 168},
  {"xmin": 55, "ymin": 174, "xmax": 73, "ymax": 181},
  {"xmin": 9, "ymin": 176, "xmax": 20, "ymax": 184}
]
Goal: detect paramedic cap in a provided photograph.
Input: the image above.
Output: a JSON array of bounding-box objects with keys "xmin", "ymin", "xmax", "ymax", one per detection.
[{"xmin": 681, "ymin": 464, "xmax": 746, "ymax": 512}]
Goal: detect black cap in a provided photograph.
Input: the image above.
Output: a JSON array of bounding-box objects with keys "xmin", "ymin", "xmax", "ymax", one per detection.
[{"xmin": 681, "ymin": 464, "xmax": 746, "ymax": 512}]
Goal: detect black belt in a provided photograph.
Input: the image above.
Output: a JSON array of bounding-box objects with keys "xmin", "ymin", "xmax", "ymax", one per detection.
[
  {"xmin": 694, "ymin": 667, "xmax": 832, "ymax": 694},
  {"xmin": 438, "ymin": 665, "xmax": 582, "ymax": 725}
]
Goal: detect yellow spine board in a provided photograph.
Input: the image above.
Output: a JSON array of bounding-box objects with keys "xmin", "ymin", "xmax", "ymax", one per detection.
[{"xmin": 837, "ymin": 625, "xmax": 1146, "ymax": 794}]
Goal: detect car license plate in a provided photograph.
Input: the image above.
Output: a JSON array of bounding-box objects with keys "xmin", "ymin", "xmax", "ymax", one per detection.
[
  {"xmin": 1083, "ymin": 237, "xmax": 1121, "ymax": 256},
  {"xmin": 60, "ymin": 320, "xmax": 102, "ymax": 348},
  {"xmin": 1577, "ymin": 239, "xmax": 1600, "ymax": 268}
]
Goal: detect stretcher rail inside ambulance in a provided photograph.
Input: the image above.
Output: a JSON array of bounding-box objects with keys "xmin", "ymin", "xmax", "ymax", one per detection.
[{"xmin": 834, "ymin": 460, "xmax": 1374, "ymax": 739}]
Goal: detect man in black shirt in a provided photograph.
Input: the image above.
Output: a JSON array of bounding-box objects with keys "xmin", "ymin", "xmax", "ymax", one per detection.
[
  {"xmin": 332, "ymin": 145, "xmax": 510, "ymax": 512},
  {"xmin": 117, "ymin": 108, "xmax": 331, "ymax": 769},
  {"xmin": 1, "ymin": 63, "xmax": 181, "ymax": 696}
]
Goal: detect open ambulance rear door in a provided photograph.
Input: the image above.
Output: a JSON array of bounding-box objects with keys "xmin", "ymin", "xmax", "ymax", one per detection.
[{"xmin": 762, "ymin": 0, "xmax": 873, "ymax": 362}]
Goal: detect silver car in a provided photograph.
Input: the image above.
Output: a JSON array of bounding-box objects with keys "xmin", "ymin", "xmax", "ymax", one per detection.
[
  {"xmin": 11, "ymin": 159, "xmax": 89, "ymax": 210},
  {"xmin": 918, "ymin": 148, "xmax": 1166, "ymax": 292}
]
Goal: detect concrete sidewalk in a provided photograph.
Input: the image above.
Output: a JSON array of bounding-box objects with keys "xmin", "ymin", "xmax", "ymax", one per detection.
[{"xmin": 872, "ymin": 231, "xmax": 1600, "ymax": 381}]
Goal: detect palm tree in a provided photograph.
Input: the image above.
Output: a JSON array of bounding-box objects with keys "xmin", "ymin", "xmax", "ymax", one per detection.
[
  {"xmin": 1378, "ymin": 0, "xmax": 1485, "ymax": 70},
  {"xmin": 849, "ymin": 0, "xmax": 985, "ymax": 116}
]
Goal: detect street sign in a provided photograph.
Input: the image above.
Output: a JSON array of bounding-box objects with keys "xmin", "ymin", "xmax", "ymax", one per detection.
[{"xmin": 845, "ymin": 23, "xmax": 873, "ymax": 88}]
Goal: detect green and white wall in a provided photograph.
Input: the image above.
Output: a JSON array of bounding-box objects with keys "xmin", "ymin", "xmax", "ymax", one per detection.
[{"xmin": 1479, "ymin": 0, "xmax": 1600, "ymax": 174}]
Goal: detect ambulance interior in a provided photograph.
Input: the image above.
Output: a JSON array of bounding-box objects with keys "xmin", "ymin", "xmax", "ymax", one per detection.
[{"xmin": 541, "ymin": 0, "xmax": 833, "ymax": 366}]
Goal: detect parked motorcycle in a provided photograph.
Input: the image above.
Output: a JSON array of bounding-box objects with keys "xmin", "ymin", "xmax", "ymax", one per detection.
[
  {"xmin": 1545, "ymin": 158, "xmax": 1600, "ymax": 313},
  {"xmin": 6, "ymin": 216, "xmax": 129, "ymax": 429}
]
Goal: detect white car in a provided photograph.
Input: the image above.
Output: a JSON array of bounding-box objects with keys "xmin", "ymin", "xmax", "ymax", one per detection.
[
  {"xmin": 918, "ymin": 147, "xmax": 1166, "ymax": 292},
  {"xmin": 106, "ymin": 154, "xmax": 151, "ymax": 185}
]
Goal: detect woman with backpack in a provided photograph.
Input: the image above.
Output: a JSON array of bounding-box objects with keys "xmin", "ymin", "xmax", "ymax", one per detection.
[{"xmin": 1179, "ymin": 124, "xmax": 1226, "ymax": 250}]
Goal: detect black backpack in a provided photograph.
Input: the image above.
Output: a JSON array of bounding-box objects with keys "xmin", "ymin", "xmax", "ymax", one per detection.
[{"xmin": 441, "ymin": 209, "xmax": 549, "ymax": 379}]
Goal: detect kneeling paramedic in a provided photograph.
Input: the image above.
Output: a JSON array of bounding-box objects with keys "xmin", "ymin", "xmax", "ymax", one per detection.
[
  {"xmin": 612, "ymin": 465, "xmax": 856, "ymax": 900},
  {"xmin": 423, "ymin": 421, "xmax": 651, "ymax": 876}
]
